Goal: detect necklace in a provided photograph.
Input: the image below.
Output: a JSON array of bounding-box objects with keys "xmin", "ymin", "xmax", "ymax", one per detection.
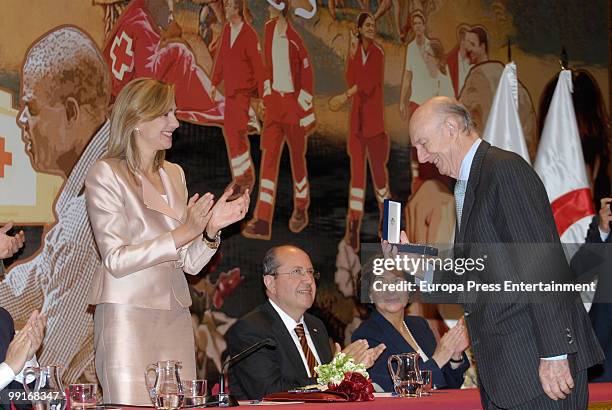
[{"xmin": 401, "ymin": 320, "xmax": 428, "ymax": 361}]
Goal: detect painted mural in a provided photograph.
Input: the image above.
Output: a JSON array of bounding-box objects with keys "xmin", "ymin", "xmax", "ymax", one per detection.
[{"xmin": 0, "ymin": 0, "xmax": 608, "ymax": 389}]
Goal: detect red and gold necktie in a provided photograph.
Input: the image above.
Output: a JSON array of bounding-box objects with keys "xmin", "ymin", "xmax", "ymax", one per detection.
[{"xmin": 294, "ymin": 323, "xmax": 318, "ymax": 377}]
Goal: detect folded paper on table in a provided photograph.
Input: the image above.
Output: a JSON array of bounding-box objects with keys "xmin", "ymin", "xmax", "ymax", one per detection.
[{"xmin": 263, "ymin": 391, "xmax": 349, "ymax": 402}]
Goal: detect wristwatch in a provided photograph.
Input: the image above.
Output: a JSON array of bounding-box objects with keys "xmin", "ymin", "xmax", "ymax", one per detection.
[{"xmin": 203, "ymin": 230, "xmax": 221, "ymax": 249}]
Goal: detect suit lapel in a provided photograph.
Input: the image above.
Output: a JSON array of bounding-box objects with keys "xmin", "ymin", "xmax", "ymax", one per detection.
[
  {"xmin": 304, "ymin": 314, "xmax": 332, "ymax": 365},
  {"xmin": 262, "ymin": 301, "xmax": 310, "ymax": 379},
  {"xmin": 140, "ymin": 167, "xmax": 182, "ymax": 222},
  {"xmin": 456, "ymin": 140, "xmax": 489, "ymax": 244},
  {"xmin": 372, "ymin": 310, "xmax": 408, "ymax": 355}
]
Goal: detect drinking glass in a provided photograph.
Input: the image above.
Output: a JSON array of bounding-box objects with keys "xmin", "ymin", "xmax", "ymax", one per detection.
[
  {"xmin": 419, "ymin": 370, "xmax": 432, "ymax": 396},
  {"xmin": 68, "ymin": 384, "xmax": 98, "ymax": 408},
  {"xmin": 183, "ymin": 379, "xmax": 207, "ymax": 407}
]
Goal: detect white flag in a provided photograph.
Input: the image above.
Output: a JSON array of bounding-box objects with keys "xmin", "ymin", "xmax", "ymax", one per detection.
[
  {"xmin": 482, "ymin": 62, "xmax": 531, "ymax": 164},
  {"xmin": 534, "ymin": 70, "xmax": 594, "ymax": 243}
]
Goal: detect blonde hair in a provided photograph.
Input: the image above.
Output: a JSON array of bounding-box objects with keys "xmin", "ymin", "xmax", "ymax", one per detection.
[{"xmin": 106, "ymin": 78, "xmax": 175, "ymax": 174}]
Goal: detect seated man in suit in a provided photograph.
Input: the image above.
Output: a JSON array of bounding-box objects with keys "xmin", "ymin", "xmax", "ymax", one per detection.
[
  {"xmin": 0, "ymin": 308, "xmax": 46, "ymax": 403},
  {"xmin": 227, "ymin": 245, "xmax": 386, "ymax": 400}
]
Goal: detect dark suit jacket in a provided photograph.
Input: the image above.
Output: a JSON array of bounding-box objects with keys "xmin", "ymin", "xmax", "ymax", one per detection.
[
  {"xmin": 571, "ymin": 215, "xmax": 612, "ymax": 382},
  {"xmin": 444, "ymin": 140, "xmax": 604, "ymax": 408},
  {"xmin": 226, "ymin": 301, "xmax": 334, "ymax": 400},
  {"xmin": 352, "ymin": 309, "xmax": 468, "ymax": 391}
]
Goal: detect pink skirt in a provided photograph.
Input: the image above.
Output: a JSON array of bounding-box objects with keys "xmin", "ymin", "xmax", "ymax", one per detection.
[{"xmin": 94, "ymin": 302, "xmax": 196, "ymax": 406}]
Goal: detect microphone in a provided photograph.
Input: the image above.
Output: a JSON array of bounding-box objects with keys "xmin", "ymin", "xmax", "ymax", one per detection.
[{"xmin": 204, "ymin": 338, "xmax": 276, "ymax": 407}]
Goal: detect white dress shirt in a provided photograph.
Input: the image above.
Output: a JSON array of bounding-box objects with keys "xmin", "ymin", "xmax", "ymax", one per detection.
[
  {"xmin": 268, "ymin": 299, "xmax": 322, "ymax": 377},
  {"xmin": 0, "ymin": 362, "xmax": 14, "ymax": 391},
  {"xmin": 0, "ymin": 355, "xmax": 38, "ymax": 391}
]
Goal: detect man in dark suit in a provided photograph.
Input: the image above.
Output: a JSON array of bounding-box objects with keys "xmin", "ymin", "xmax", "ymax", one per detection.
[
  {"xmin": 0, "ymin": 308, "xmax": 46, "ymax": 409},
  {"xmin": 408, "ymin": 97, "xmax": 603, "ymax": 409},
  {"xmin": 570, "ymin": 199, "xmax": 612, "ymax": 382},
  {"xmin": 226, "ymin": 245, "xmax": 386, "ymax": 400}
]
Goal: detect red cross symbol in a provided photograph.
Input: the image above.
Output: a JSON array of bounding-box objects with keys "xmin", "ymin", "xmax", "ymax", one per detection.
[
  {"xmin": 110, "ymin": 31, "xmax": 135, "ymax": 81},
  {"xmin": 0, "ymin": 136, "xmax": 13, "ymax": 178}
]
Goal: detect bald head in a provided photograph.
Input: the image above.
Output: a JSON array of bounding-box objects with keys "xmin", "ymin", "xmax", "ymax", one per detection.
[
  {"xmin": 410, "ymin": 97, "xmax": 474, "ymax": 134},
  {"xmin": 409, "ymin": 97, "xmax": 478, "ymax": 178},
  {"xmin": 19, "ymin": 26, "xmax": 110, "ymax": 178},
  {"xmin": 262, "ymin": 245, "xmax": 316, "ymax": 321},
  {"xmin": 24, "ymin": 27, "xmax": 110, "ymax": 117}
]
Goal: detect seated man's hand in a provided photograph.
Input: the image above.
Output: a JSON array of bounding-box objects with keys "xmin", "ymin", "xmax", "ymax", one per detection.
[
  {"xmin": 335, "ymin": 340, "xmax": 386, "ymax": 368},
  {"xmin": 23, "ymin": 310, "xmax": 47, "ymax": 358},
  {"xmin": 4, "ymin": 326, "xmax": 33, "ymax": 375},
  {"xmin": 336, "ymin": 339, "xmax": 368, "ymax": 359}
]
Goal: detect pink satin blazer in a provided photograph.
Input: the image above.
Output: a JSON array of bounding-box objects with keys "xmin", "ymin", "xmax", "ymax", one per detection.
[{"xmin": 85, "ymin": 158, "xmax": 217, "ymax": 310}]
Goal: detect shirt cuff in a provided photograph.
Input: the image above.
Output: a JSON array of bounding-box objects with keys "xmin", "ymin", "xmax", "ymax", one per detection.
[
  {"xmin": 598, "ymin": 227, "xmax": 609, "ymax": 242},
  {"xmin": 449, "ymin": 359, "xmax": 464, "ymax": 369},
  {"xmin": 0, "ymin": 362, "xmax": 16, "ymax": 391},
  {"xmin": 541, "ymin": 355, "xmax": 567, "ymax": 361},
  {"xmin": 14, "ymin": 355, "xmax": 38, "ymax": 385}
]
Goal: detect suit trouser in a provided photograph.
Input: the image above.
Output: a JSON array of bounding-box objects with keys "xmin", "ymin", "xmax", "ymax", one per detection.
[
  {"xmin": 347, "ymin": 132, "xmax": 389, "ymax": 220},
  {"xmin": 223, "ymin": 92, "xmax": 253, "ymax": 178},
  {"xmin": 254, "ymin": 91, "xmax": 309, "ymax": 222},
  {"xmin": 480, "ymin": 358, "xmax": 588, "ymax": 410}
]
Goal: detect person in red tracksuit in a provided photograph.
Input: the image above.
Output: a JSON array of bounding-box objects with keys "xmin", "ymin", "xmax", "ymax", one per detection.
[
  {"xmin": 242, "ymin": 0, "xmax": 315, "ymax": 240},
  {"xmin": 211, "ymin": 0, "xmax": 264, "ymax": 198},
  {"xmin": 103, "ymin": 0, "xmax": 224, "ymax": 125},
  {"xmin": 343, "ymin": 12, "xmax": 390, "ymax": 253}
]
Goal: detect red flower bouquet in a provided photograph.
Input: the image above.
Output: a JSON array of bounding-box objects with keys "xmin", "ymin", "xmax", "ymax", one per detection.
[{"xmin": 327, "ymin": 372, "xmax": 374, "ymax": 402}]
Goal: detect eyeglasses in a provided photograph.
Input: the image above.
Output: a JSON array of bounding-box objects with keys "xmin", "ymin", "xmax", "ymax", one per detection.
[{"xmin": 269, "ymin": 268, "xmax": 320, "ymax": 280}]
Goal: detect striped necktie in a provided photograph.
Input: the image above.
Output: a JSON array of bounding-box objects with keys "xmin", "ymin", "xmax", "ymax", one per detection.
[
  {"xmin": 294, "ymin": 324, "xmax": 318, "ymax": 377},
  {"xmin": 454, "ymin": 179, "xmax": 467, "ymax": 230}
]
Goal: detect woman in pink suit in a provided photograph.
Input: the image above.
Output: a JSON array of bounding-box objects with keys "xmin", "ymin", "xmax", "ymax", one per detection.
[
  {"xmin": 85, "ymin": 78, "xmax": 249, "ymax": 405},
  {"xmin": 344, "ymin": 12, "xmax": 391, "ymax": 253}
]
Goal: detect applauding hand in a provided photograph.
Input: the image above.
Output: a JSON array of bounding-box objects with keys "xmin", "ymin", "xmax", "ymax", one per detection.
[
  {"xmin": 172, "ymin": 193, "xmax": 215, "ymax": 248},
  {"xmin": 0, "ymin": 222, "xmax": 25, "ymax": 259},
  {"xmin": 5, "ymin": 310, "xmax": 47, "ymax": 375},
  {"xmin": 432, "ymin": 319, "xmax": 469, "ymax": 368},
  {"xmin": 206, "ymin": 185, "xmax": 250, "ymax": 238}
]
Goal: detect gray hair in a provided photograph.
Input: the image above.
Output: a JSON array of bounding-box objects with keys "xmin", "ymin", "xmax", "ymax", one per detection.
[
  {"xmin": 262, "ymin": 247, "xmax": 281, "ymax": 276},
  {"xmin": 435, "ymin": 100, "xmax": 475, "ymax": 133}
]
